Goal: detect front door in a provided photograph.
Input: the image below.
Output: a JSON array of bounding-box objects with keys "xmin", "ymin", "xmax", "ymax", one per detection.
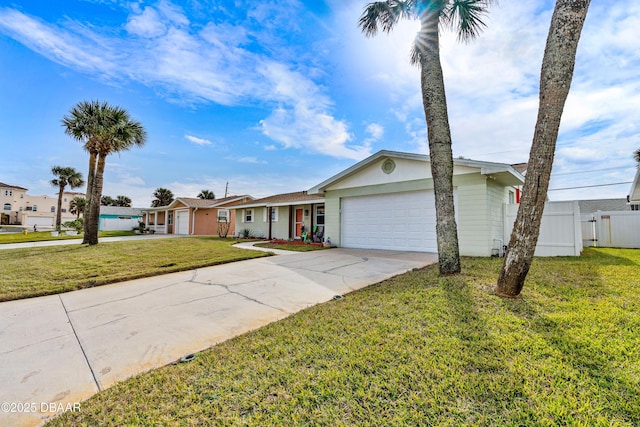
[{"xmin": 295, "ymin": 208, "xmax": 304, "ymax": 238}]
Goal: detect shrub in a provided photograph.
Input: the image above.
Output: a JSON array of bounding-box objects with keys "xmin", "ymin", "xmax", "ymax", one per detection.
[{"xmin": 63, "ymin": 218, "xmax": 84, "ymax": 233}]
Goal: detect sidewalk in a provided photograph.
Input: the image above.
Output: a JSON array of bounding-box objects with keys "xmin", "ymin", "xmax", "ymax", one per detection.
[{"xmin": 0, "ymin": 244, "xmax": 436, "ymax": 426}]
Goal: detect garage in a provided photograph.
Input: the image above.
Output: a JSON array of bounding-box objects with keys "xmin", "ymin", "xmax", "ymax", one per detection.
[
  {"xmin": 175, "ymin": 210, "xmax": 189, "ymax": 235},
  {"xmin": 26, "ymin": 216, "xmax": 54, "ymax": 228},
  {"xmin": 341, "ymin": 190, "xmax": 439, "ymax": 252}
]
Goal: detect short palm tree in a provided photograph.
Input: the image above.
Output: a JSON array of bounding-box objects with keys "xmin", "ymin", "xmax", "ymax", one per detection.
[
  {"xmin": 359, "ymin": 0, "xmax": 493, "ymax": 274},
  {"xmin": 62, "ymin": 100, "xmax": 147, "ymax": 245},
  {"xmin": 197, "ymin": 189, "xmax": 215, "ymax": 200},
  {"xmin": 69, "ymin": 196, "xmax": 87, "ymax": 219},
  {"xmin": 50, "ymin": 166, "xmax": 84, "ymax": 231},
  {"xmin": 151, "ymin": 188, "xmax": 174, "ymax": 207}
]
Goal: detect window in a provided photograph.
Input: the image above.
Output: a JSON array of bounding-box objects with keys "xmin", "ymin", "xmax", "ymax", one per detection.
[
  {"xmin": 3, "ymin": 203, "xmax": 10, "ymax": 211},
  {"xmin": 64, "ymin": 198, "xmax": 67, "ymax": 202},
  {"xmin": 217, "ymin": 209, "xmax": 229, "ymax": 222},
  {"xmin": 316, "ymin": 205, "xmax": 325, "ymax": 225},
  {"xmin": 263, "ymin": 207, "xmax": 278, "ymax": 222},
  {"xmin": 26, "ymin": 206, "xmax": 32, "ymax": 211},
  {"xmin": 5, "ymin": 190, "xmax": 12, "ymax": 196},
  {"xmin": 32, "ymin": 205, "xmax": 38, "ymax": 212},
  {"xmin": 508, "ymin": 191, "xmax": 515, "ymax": 204},
  {"xmin": 20, "ymin": 194, "xmax": 23, "ymax": 199},
  {"xmin": 50, "ymin": 206, "xmax": 56, "ymax": 213},
  {"xmin": 632, "ymin": 204, "xmax": 640, "ymax": 211},
  {"xmin": 168, "ymin": 212, "xmax": 174, "ymax": 225},
  {"xmin": 244, "ymin": 209, "xmax": 253, "ymax": 223}
]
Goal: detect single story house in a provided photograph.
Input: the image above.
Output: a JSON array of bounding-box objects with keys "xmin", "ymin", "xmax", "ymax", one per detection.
[
  {"xmin": 141, "ymin": 195, "xmax": 254, "ymax": 236},
  {"xmin": 98, "ymin": 206, "xmax": 142, "ymax": 231},
  {"xmin": 232, "ymin": 191, "xmax": 325, "ymax": 240},
  {"xmin": 307, "ymin": 150, "xmax": 524, "ymax": 256}
]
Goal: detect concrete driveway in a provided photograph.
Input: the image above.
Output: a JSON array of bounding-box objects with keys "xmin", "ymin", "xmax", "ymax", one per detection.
[{"xmin": 0, "ymin": 245, "xmax": 436, "ymax": 427}]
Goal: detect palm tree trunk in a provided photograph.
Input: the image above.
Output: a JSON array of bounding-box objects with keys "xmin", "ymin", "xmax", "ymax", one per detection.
[
  {"xmin": 419, "ymin": 11, "xmax": 460, "ymax": 275},
  {"xmin": 55, "ymin": 184, "xmax": 64, "ymax": 232},
  {"xmin": 83, "ymin": 151, "xmax": 97, "ymax": 244},
  {"xmin": 496, "ymin": 0, "xmax": 590, "ymax": 296},
  {"xmin": 86, "ymin": 153, "xmax": 105, "ymax": 245}
]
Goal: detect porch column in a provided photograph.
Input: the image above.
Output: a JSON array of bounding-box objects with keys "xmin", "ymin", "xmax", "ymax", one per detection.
[
  {"xmin": 268, "ymin": 206, "xmax": 273, "ymax": 240},
  {"xmin": 165, "ymin": 209, "xmax": 169, "ymax": 233},
  {"xmin": 288, "ymin": 205, "xmax": 294, "ymax": 240},
  {"xmin": 154, "ymin": 212, "xmax": 158, "ymax": 231}
]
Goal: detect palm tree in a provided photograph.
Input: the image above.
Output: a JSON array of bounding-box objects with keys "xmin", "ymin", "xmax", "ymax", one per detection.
[
  {"xmin": 62, "ymin": 100, "xmax": 147, "ymax": 245},
  {"xmin": 115, "ymin": 195, "xmax": 132, "ymax": 207},
  {"xmin": 496, "ymin": 0, "xmax": 590, "ymax": 297},
  {"xmin": 151, "ymin": 188, "xmax": 174, "ymax": 207},
  {"xmin": 359, "ymin": 0, "xmax": 493, "ymax": 274},
  {"xmin": 70, "ymin": 196, "xmax": 87, "ymax": 219},
  {"xmin": 634, "ymin": 148, "xmax": 640, "ymax": 164},
  {"xmin": 101, "ymin": 195, "xmax": 116, "ymax": 206},
  {"xmin": 50, "ymin": 166, "xmax": 84, "ymax": 231},
  {"xmin": 197, "ymin": 189, "xmax": 215, "ymax": 200}
]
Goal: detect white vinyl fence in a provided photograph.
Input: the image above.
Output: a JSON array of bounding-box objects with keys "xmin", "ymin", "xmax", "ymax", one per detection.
[
  {"xmin": 504, "ymin": 201, "xmax": 583, "ymax": 256},
  {"xmin": 581, "ymin": 211, "xmax": 640, "ymax": 248}
]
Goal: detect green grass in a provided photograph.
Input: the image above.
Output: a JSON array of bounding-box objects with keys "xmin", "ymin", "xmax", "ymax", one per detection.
[
  {"xmin": 47, "ymin": 248, "xmax": 640, "ymax": 426},
  {"xmin": 254, "ymin": 242, "xmax": 328, "ymax": 252},
  {"xmin": 0, "ymin": 229, "xmax": 136, "ymax": 244},
  {"xmin": 0, "ymin": 237, "xmax": 269, "ymax": 301}
]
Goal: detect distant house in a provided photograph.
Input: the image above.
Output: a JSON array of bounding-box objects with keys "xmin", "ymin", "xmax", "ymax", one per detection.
[
  {"xmin": 628, "ymin": 168, "xmax": 640, "ymax": 209},
  {"xmin": 578, "ymin": 198, "xmax": 633, "ymax": 214},
  {"xmin": 141, "ymin": 195, "xmax": 254, "ymax": 236},
  {"xmin": 0, "ymin": 181, "xmax": 79, "ymax": 228},
  {"xmin": 232, "ymin": 191, "xmax": 325, "ymax": 240},
  {"xmin": 99, "ymin": 206, "xmax": 142, "ymax": 231}
]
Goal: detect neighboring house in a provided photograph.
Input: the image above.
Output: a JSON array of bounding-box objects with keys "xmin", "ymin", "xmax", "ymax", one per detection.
[
  {"xmin": 307, "ymin": 150, "xmax": 524, "ymax": 256},
  {"xmin": 0, "ymin": 181, "xmax": 79, "ymax": 228},
  {"xmin": 232, "ymin": 191, "xmax": 325, "ymax": 240},
  {"xmin": 141, "ymin": 195, "xmax": 254, "ymax": 236},
  {"xmin": 628, "ymin": 168, "xmax": 640, "ymax": 209},
  {"xmin": 578, "ymin": 198, "xmax": 633, "ymax": 214},
  {"xmin": 99, "ymin": 206, "xmax": 142, "ymax": 231}
]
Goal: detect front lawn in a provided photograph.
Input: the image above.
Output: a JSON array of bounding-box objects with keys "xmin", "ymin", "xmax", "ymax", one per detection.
[
  {"xmin": 48, "ymin": 248, "xmax": 640, "ymax": 426},
  {"xmin": 0, "ymin": 237, "xmax": 269, "ymax": 302},
  {"xmin": 0, "ymin": 229, "xmax": 136, "ymax": 244}
]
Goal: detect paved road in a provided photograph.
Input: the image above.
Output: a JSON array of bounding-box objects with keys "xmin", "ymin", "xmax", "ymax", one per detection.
[{"xmin": 0, "ymin": 243, "xmax": 436, "ymax": 426}]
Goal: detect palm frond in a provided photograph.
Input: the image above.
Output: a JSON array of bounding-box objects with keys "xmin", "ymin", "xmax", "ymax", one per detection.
[
  {"xmin": 443, "ymin": 0, "xmax": 493, "ymax": 43},
  {"xmin": 359, "ymin": 0, "xmax": 416, "ymax": 36}
]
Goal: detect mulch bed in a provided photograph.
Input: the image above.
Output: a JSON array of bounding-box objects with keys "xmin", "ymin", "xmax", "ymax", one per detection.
[{"xmin": 269, "ymin": 239, "xmax": 324, "ymax": 247}]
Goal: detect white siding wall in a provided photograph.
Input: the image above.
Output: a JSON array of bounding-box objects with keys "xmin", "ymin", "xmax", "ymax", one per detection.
[{"xmin": 456, "ymin": 183, "xmax": 489, "ymax": 256}]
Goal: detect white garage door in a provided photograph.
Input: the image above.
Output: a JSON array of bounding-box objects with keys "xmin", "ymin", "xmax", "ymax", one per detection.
[
  {"xmin": 341, "ymin": 190, "xmax": 439, "ymax": 252},
  {"xmin": 26, "ymin": 216, "xmax": 54, "ymax": 227},
  {"xmin": 175, "ymin": 210, "xmax": 189, "ymax": 235}
]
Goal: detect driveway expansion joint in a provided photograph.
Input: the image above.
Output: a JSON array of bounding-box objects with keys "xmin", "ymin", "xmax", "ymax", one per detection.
[{"xmin": 58, "ymin": 295, "xmax": 102, "ymax": 392}]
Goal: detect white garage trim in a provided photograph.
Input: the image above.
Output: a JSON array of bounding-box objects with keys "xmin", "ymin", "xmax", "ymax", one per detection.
[{"xmin": 341, "ymin": 190, "xmax": 446, "ymax": 252}]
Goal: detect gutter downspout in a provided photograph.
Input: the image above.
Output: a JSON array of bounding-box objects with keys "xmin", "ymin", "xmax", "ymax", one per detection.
[{"xmin": 191, "ymin": 207, "xmax": 198, "ymax": 235}]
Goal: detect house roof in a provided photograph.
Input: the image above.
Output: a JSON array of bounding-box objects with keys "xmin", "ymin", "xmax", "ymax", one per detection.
[
  {"xmin": 233, "ymin": 191, "xmax": 325, "ymax": 209},
  {"xmin": 511, "ymin": 163, "xmax": 528, "ymax": 175},
  {"xmin": 577, "ymin": 198, "xmax": 631, "ymax": 213},
  {"xmin": 99, "ymin": 206, "xmax": 143, "ymax": 216},
  {"xmin": 142, "ymin": 195, "xmax": 254, "ymax": 212},
  {"xmin": 0, "ymin": 182, "xmax": 28, "ymax": 191},
  {"xmin": 308, "ymin": 150, "xmax": 525, "ymax": 193}
]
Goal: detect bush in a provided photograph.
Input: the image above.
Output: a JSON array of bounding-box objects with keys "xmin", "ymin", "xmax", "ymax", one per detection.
[
  {"xmin": 240, "ymin": 228, "xmax": 252, "ymax": 239},
  {"xmin": 63, "ymin": 218, "xmax": 84, "ymax": 233}
]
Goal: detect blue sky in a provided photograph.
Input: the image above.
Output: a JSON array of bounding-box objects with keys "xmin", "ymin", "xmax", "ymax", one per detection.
[{"xmin": 0, "ymin": 0, "xmax": 638, "ymax": 207}]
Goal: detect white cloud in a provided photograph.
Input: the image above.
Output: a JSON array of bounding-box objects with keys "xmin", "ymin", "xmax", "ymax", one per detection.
[
  {"xmin": 126, "ymin": 7, "xmax": 167, "ymax": 38},
  {"xmin": 185, "ymin": 134, "xmax": 212, "ymax": 145},
  {"xmin": 225, "ymin": 156, "xmax": 267, "ymax": 164}
]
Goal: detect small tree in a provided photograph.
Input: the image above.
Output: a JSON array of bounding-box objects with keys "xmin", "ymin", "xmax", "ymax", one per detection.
[
  {"xmin": 70, "ymin": 196, "xmax": 87, "ymax": 218},
  {"xmin": 50, "ymin": 166, "xmax": 84, "ymax": 231},
  {"xmin": 197, "ymin": 189, "xmax": 215, "ymax": 200},
  {"xmin": 151, "ymin": 188, "xmax": 174, "ymax": 207}
]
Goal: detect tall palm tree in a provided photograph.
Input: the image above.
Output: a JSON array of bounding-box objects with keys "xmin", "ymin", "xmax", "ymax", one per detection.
[
  {"xmin": 69, "ymin": 196, "xmax": 87, "ymax": 219},
  {"xmin": 62, "ymin": 100, "xmax": 147, "ymax": 245},
  {"xmin": 50, "ymin": 166, "xmax": 84, "ymax": 231},
  {"xmin": 151, "ymin": 187, "xmax": 174, "ymax": 207},
  {"xmin": 359, "ymin": 0, "xmax": 493, "ymax": 274},
  {"xmin": 197, "ymin": 189, "xmax": 215, "ymax": 200},
  {"xmin": 496, "ymin": 0, "xmax": 590, "ymax": 297}
]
